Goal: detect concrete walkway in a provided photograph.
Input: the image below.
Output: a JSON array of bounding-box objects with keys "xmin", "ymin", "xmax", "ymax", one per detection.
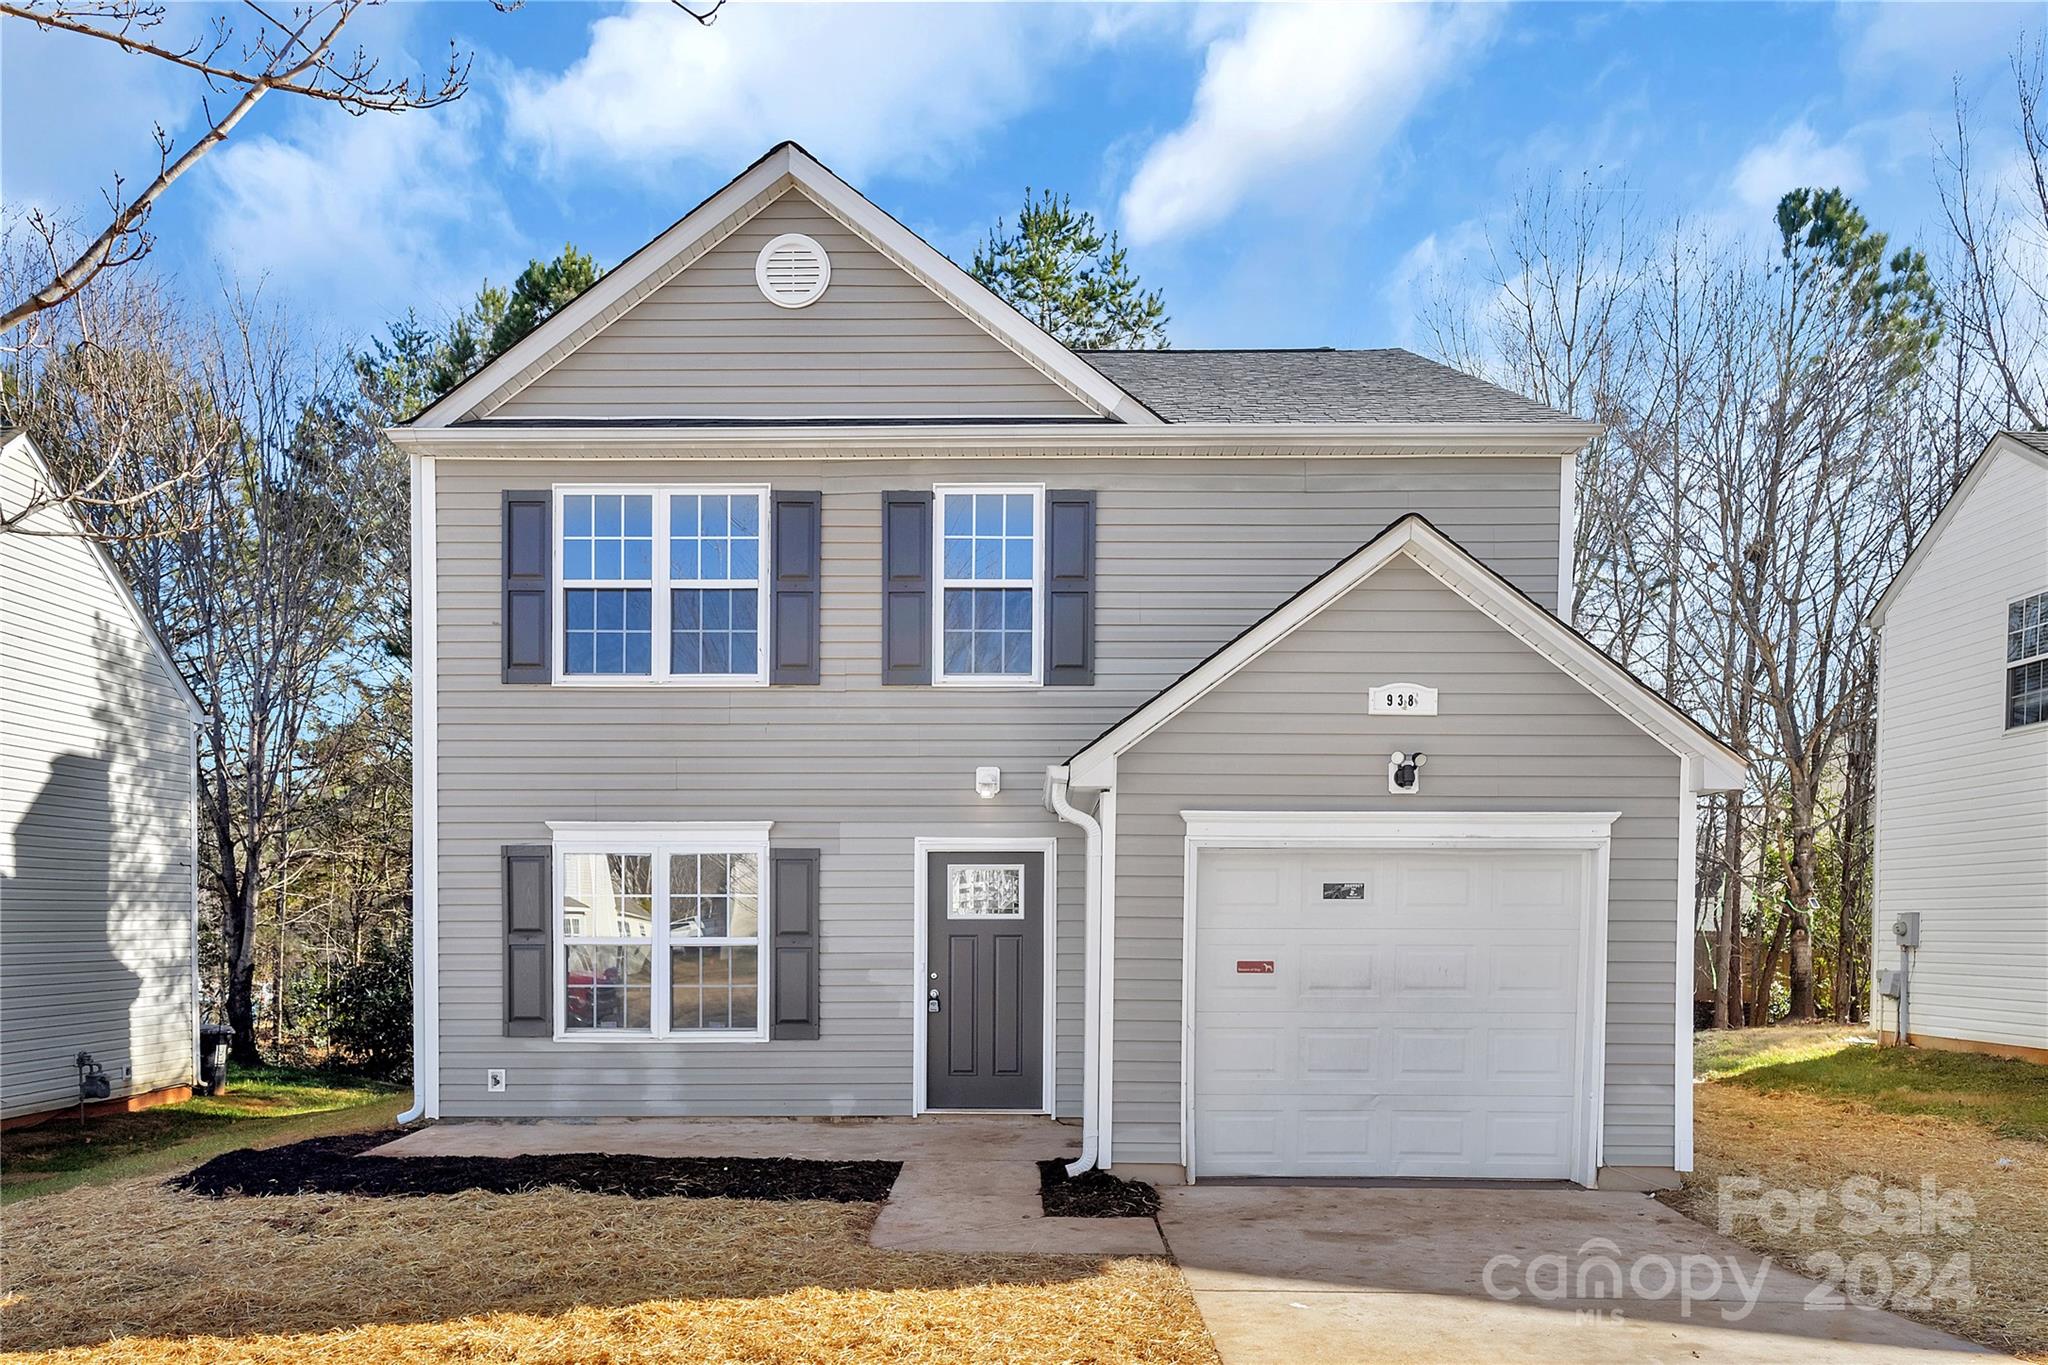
[
  {"xmin": 372, "ymin": 1116, "xmax": 1164, "ymax": 1256},
  {"xmin": 1158, "ymin": 1185, "xmax": 2004, "ymax": 1364}
]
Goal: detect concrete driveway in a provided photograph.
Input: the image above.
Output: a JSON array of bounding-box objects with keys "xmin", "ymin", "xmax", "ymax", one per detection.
[{"xmin": 1158, "ymin": 1185, "xmax": 2004, "ymax": 1364}]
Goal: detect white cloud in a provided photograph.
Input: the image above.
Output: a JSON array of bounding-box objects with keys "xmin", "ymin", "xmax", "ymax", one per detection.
[
  {"xmin": 1118, "ymin": 3, "xmax": 1500, "ymax": 245},
  {"xmin": 1730, "ymin": 122, "xmax": 1867, "ymax": 212},
  {"xmin": 1837, "ymin": 1, "xmax": 2036, "ymax": 81},
  {"xmin": 504, "ymin": 2, "xmax": 1114, "ymax": 184},
  {"xmin": 199, "ymin": 97, "xmax": 516, "ymax": 330}
]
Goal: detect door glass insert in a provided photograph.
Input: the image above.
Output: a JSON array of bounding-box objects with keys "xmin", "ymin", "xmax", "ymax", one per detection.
[
  {"xmin": 947, "ymin": 864, "xmax": 1025, "ymax": 919},
  {"xmin": 1321, "ymin": 881, "xmax": 1367, "ymax": 900}
]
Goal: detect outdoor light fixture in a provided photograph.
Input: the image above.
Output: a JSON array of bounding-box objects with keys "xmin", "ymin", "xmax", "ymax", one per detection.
[
  {"xmin": 974, "ymin": 766, "xmax": 1002, "ymax": 799},
  {"xmin": 1388, "ymin": 751, "xmax": 1427, "ymax": 795}
]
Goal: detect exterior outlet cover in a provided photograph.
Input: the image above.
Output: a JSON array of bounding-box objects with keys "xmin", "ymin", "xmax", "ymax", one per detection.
[
  {"xmin": 486, "ymin": 1068, "xmax": 507, "ymax": 1093},
  {"xmin": 1877, "ymin": 970, "xmax": 1903, "ymax": 998}
]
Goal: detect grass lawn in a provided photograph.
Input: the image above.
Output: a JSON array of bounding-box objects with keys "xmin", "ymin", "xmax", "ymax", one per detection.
[
  {"xmin": 0, "ymin": 1167, "xmax": 1213, "ymax": 1364},
  {"xmin": 1667, "ymin": 1027, "xmax": 2048, "ymax": 1361},
  {"xmin": 1, "ymin": 1067, "xmax": 404, "ymax": 1207}
]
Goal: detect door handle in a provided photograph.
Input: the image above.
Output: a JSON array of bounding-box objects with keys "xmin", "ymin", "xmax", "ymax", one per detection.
[{"xmin": 927, "ymin": 986, "xmax": 941, "ymax": 1012}]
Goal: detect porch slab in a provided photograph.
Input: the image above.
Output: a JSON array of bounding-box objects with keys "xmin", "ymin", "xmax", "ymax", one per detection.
[{"xmin": 370, "ymin": 1116, "xmax": 1166, "ymax": 1256}]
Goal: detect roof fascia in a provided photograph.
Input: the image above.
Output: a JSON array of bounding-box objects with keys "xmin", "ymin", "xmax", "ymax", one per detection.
[
  {"xmin": 2, "ymin": 432, "xmax": 207, "ymax": 721},
  {"xmin": 386, "ymin": 419, "xmax": 1603, "ymax": 456},
  {"xmin": 1867, "ymin": 433, "xmax": 2048, "ymax": 628},
  {"xmin": 1067, "ymin": 515, "xmax": 1744, "ymax": 792}
]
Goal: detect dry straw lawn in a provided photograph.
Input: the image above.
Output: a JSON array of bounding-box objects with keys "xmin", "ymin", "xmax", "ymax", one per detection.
[
  {"xmin": 1667, "ymin": 1081, "xmax": 2048, "ymax": 1361},
  {"xmin": 0, "ymin": 1177, "xmax": 1214, "ymax": 1364}
]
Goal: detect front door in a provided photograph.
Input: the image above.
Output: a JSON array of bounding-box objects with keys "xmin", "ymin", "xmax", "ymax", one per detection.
[{"xmin": 924, "ymin": 850, "xmax": 1044, "ymax": 1109}]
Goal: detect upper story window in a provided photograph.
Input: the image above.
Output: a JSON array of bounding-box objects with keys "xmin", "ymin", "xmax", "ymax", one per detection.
[
  {"xmin": 2009, "ymin": 591, "xmax": 2048, "ymax": 729},
  {"xmin": 936, "ymin": 484, "xmax": 1041, "ymax": 685},
  {"xmin": 557, "ymin": 486, "xmax": 767, "ymax": 684}
]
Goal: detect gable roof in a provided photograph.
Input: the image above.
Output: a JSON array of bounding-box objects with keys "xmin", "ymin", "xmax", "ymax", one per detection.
[
  {"xmin": 408, "ymin": 143, "xmax": 1160, "ymax": 430},
  {"xmin": 0, "ymin": 429, "xmax": 205, "ymax": 721},
  {"xmin": 1867, "ymin": 430, "xmax": 2048, "ymax": 628},
  {"xmin": 1063, "ymin": 512, "xmax": 1745, "ymax": 793},
  {"xmin": 1079, "ymin": 348, "xmax": 1570, "ymax": 423}
]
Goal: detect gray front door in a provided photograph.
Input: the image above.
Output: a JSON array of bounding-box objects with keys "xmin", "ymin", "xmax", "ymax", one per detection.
[{"xmin": 925, "ymin": 850, "xmax": 1044, "ymax": 1109}]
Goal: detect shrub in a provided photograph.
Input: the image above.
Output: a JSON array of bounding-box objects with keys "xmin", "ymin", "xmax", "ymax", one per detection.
[{"xmin": 311, "ymin": 932, "xmax": 413, "ymax": 1080}]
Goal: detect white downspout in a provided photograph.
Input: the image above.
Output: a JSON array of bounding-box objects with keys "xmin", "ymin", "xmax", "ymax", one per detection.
[{"xmin": 1045, "ymin": 765, "xmax": 1102, "ymax": 1176}]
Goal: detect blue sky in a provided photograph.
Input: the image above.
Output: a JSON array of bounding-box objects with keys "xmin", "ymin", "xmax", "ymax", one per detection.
[{"xmin": 3, "ymin": 1, "xmax": 2038, "ymax": 353}]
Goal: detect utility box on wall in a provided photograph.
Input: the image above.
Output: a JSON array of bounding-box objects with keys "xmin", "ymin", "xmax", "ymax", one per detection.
[{"xmin": 1891, "ymin": 912, "xmax": 1921, "ymax": 949}]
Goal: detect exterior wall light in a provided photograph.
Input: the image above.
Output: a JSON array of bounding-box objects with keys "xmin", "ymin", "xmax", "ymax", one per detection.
[
  {"xmin": 974, "ymin": 766, "xmax": 1001, "ymax": 799},
  {"xmin": 1388, "ymin": 751, "xmax": 1427, "ymax": 795}
]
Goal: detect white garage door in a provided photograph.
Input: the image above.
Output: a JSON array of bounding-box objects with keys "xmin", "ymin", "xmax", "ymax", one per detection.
[{"xmin": 1191, "ymin": 846, "xmax": 1590, "ymax": 1180}]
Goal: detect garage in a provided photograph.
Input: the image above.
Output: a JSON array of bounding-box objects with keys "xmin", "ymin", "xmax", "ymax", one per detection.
[{"xmin": 1188, "ymin": 839, "xmax": 1601, "ymax": 1182}]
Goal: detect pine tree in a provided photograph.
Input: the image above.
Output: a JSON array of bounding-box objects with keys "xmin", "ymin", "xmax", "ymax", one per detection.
[{"xmin": 971, "ymin": 190, "xmax": 1168, "ymax": 349}]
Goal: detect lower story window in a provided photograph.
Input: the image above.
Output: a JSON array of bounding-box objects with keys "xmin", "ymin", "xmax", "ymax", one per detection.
[{"xmin": 557, "ymin": 831, "xmax": 770, "ymax": 1039}]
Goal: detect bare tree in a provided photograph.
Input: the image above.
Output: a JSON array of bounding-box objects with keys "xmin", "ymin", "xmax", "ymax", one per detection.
[
  {"xmin": 1936, "ymin": 42, "xmax": 2048, "ymax": 430},
  {"xmin": 1, "ymin": 240, "xmax": 235, "ymax": 538},
  {"xmin": 0, "ymin": 0, "xmax": 484, "ymax": 333}
]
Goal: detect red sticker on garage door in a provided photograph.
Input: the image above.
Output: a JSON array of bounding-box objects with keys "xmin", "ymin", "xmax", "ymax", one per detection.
[{"xmin": 1235, "ymin": 960, "xmax": 1275, "ymax": 974}]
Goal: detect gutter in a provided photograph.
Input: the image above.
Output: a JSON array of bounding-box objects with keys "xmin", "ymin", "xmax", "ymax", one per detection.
[{"xmin": 1044, "ymin": 765, "xmax": 1104, "ymax": 1176}]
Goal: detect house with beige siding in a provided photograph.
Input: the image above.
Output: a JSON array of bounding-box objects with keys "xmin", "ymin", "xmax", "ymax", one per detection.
[
  {"xmin": 1866, "ymin": 430, "xmax": 2048, "ymax": 1064},
  {"xmin": 1, "ymin": 429, "xmax": 204, "ymax": 1125},
  {"xmin": 389, "ymin": 143, "xmax": 1745, "ymax": 1189}
]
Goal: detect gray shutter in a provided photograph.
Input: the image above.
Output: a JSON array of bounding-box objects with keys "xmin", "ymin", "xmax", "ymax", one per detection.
[
  {"xmin": 770, "ymin": 848, "xmax": 821, "ymax": 1040},
  {"xmin": 502, "ymin": 491, "xmax": 552, "ymax": 684},
  {"xmin": 880, "ymin": 491, "xmax": 932, "ymax": 685},
  {"xmin": 1044, "ymin": 489, "xmax": 1096, "ymax": 686},
  {"xmin": 769, "ymin": 491, "xmax": 822, "ymax": 685},
  {"xmin": 503, "ymin": 844, "xmax": 552, "ymax": 1037}
]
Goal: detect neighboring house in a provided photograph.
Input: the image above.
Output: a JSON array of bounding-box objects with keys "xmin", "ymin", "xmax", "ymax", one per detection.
[
  {"xmin": 1866, "ymin": 430, "xmax": 2048, "ymax": 1064},
  {"xmin": 390, "ymin": 143, "xmax": 1745, "ymax": 1190},
  {"xmin": 0, "ymin": 429, "xmax": 204, "ymax": 1125}
]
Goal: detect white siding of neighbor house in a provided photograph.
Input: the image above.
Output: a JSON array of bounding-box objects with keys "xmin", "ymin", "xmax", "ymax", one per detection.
[
  {"xmin": 1873, "ymin": 444, "xmax": 2048, "ymax": 1053},
  {"xmin": 1111, "ymin": 560, "xmax": 1684, "ymax": 1172},
  {"xmin": 485, "ymin": 189, "xmax": 1099, "ymax": 422},
  {"xmin": 0, "ymin": 444, "xmax": 198, "ymax": 1120},
  {"xmin": 430, "ymin": 454, "xmax": 1565, "ymax": 1118}
]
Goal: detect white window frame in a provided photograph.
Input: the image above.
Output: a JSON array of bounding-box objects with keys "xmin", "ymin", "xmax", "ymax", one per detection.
[
  {"xmin": 932, "ymin": 482, "xmax": 1044, "ymax": 687},
  {"xmin": 548, "ymin": 821, "xmax": 774, "ymax": 1043},
  {"xmin": 2007, "ymin": 590, "xmax": 2048, "ymax": 731},
  {"xmin": 552, "ymin": 484, "xmax": 771, "ymax": 687}
]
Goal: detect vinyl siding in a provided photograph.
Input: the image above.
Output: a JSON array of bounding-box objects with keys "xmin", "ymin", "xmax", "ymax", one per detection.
[
  {"xmin": 1109, "ymin": 560, "xmax": 1683, "ymax": 1170},
  {"xmin": 1, "ymin": 445, "xmax": 197, "ymax": 1120},
  {"xmin": 1873, "ymin": 445, "xmax": 2048, "ymax": 1051},
  {"xmin": 486, "ymin": 189, "xmax": 1098, "ymax": 422},
  {"xmin": 431, "ymin": 455, "xmax": 1565, "ymax": 1117}
]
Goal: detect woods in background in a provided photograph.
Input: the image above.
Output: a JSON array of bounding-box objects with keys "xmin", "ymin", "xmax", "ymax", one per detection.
[{"xmin": 1421, "ymin": 47, "xmax": 2045, "ymax": 1026}]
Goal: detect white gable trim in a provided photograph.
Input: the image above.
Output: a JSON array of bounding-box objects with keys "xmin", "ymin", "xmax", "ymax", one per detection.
[
  {"xmin": 1867, "ymin": 432, "xmax": 2048, "ymax": 628},
  {"xmin": 1066, "ymin": 515, "xmax": 1745, "ymax": 793},
  {"xmin": 1, "ymin": 431, "xmax": 205, "ymax": 721},
  {"xmin": 409, "ymin": 143, "xmax": 1158, "ymax": 430}
]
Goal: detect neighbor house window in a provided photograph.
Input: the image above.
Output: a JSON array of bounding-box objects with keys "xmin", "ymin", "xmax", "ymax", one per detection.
[
  {"xmin": 936, "ymin": 485, "xmax": 1040, "ymax": 683},
  {"xmin": 2010, "ymin": 591, "xmax": 2048, "ymax": 729},
  {"xmin": 555, "ymin": 825, "xmax": 772, "ymax": 1040},
  {"xmin": 557, "ymin": 486, "xmax": 768, "ymax": 683}
]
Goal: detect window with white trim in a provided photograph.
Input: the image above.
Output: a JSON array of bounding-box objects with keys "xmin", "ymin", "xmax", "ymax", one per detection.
[
  {"xmin": 557, "ymin": 827, "xmax": 770, "ymax": 1039},
  {"xmin": 557, "ymin": 486, "xmax": 768, "ymax": 683},
  {"xmin": 936, "ymin": 484, "xmax": 1041, "ymax": 683},
  {"xmin": 2009, "ymin": 591, "xmax": 2048, "ymax": 729}
]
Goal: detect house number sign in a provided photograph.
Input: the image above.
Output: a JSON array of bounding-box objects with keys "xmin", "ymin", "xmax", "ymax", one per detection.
[{"xmin": 1368, "ymin": 682, "xmax": 1438, "ymax": 716}]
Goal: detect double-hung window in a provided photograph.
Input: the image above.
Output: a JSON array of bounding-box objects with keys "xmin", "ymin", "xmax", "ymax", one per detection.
[
  {"xmin": 2009, "ymin": 591, "xmax": 2048, "ymax": 729},
  {"xmin": 936, "ymin": 484, "xmax": 1041, "ymax": 684},
  {"xmin": 555, "ymin": 824, "xmax": 771, "ymax": 1040},
  {"xmin": 557, "ymin": 486, "xmax": 768, "ymax": 683}
]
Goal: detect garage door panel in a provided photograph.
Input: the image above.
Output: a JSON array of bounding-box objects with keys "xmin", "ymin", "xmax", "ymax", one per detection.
[{"xmin": 1193, "ymin": 847, "xmax": 1588, "ymax": 1181}]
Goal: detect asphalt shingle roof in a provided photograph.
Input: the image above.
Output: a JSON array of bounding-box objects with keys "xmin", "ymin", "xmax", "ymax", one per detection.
[
  {"xmin": 1079, "ymin": 348, "xmax": 1571, "ymax": 423},
  {"xmin": 2007, "ymin": 430, "xmax": 2048, "ymax": 457}
]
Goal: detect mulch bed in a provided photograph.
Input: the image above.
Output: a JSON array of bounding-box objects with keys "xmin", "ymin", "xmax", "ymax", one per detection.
[
  {"xmin": 1037, "ymin": 1158, "xmax": 1161, "ymax": 1218},
  {"xmin": 171, "ymin": 1130, "xmax": 901, "ymax": 1202}
]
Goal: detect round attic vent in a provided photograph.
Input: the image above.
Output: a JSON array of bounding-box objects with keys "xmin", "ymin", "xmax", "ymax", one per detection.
[{"xmin": 755, "ymin": 233, "xmax": 831, "ymax": 309}]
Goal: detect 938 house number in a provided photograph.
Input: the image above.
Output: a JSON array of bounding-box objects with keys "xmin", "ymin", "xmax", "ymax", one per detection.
[{"xmin": 1369, "ymin": 682, "xmax": 1438, "ymax": 716}]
